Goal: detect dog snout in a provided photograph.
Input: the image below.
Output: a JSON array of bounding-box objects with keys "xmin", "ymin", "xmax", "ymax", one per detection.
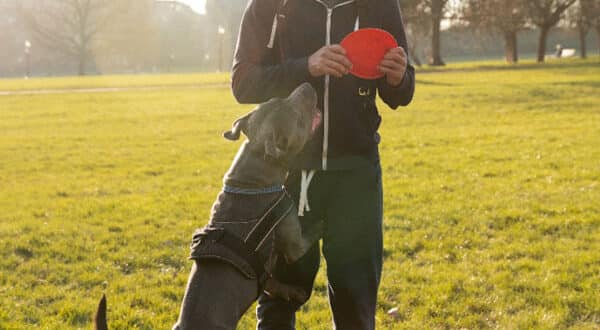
[
  {"xmin": 288, "ymin": 83, "xmax": 317, "ymax": 114},
  {"xmin": 296, "ymin": 83, "xmax": 316, "ymax": 100}
]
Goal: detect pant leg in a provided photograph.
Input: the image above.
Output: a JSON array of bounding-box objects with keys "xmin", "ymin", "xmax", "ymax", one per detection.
[
  {"xmin": 256, "ymin": 170, "xmax": 329, "ymax": 330},
  {"xmin": 256, "ymin": 244, "xmax": 320, "ymax": 330},
  {"xmin": 322, "ymin": 163, "xmax": 383, "ymax": 330}
]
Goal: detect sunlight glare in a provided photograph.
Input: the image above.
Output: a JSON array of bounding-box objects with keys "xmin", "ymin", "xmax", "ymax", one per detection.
[{"xmin": 176, "ymin": 0, "xmax": 206, "ymax": 15}]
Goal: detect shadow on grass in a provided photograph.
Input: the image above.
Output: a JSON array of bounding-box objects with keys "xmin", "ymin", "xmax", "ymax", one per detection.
[
  {"xmin": 475, "ymin": 60, "xmax": 598, "ymax": 72},
  {"xmin": 549, "ymin": 80, "xmax": 600, "ymax": 89},
  {"xmin": 416, "ymin": 79, "xmax": 455, "ymax": 87},
  {"xmin": 417, "ymin": 57, "xmax": 600, "ymax": 74}
]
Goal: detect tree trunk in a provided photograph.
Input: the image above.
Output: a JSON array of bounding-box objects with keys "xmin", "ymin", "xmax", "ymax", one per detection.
[
  {"xmin": 78, "ymin": 49, "xmax": 87, "ymax": 76},
  {"xmin": 504, "ymin": 31, "xmax": 518, "ymax": 64},
  {"xmin": 537, "ymin": 26, "xmax": 549, "ymax": 63},
  {"xmin": 430, "ymin": 14, "xmax": 445, "ymax": 66},
  {"xmin": 409, "ymin": 45, "xmax": 422, "ymax": 67},
  {"xmin": 597, "ymin": 26, "xmax": 600, "ymax": 56},
  {"xmin": 579, "ymin": 27, "xmax": 587, "ymax": 59}
]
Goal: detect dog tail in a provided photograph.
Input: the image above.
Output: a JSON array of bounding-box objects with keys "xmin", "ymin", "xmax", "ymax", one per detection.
[{"xmin": 94, "ymin": 294, "xmax": 108, "ymax": 330}]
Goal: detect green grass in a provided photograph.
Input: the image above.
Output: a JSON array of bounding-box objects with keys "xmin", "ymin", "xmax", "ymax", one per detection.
[
  {"xmin": 0, "ymin": 72, "xmax": 229, "ymax": 91},
  {"xmin": 1, "ymin": 58, "xmax": 599, "ymax": 329}
]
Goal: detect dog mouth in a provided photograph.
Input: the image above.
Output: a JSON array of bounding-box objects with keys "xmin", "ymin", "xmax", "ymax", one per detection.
[{"xmin": 311, "ymin": 110, "xmax": 322, "ymax": 133}]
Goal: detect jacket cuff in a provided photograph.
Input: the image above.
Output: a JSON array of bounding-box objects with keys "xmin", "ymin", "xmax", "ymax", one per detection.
[
  {"xmin": 381, "ymin": 71, "xmax": 410, "ymax": 92},
  {"xmin": 378, "ymin": 66, "xmax": 415, "ymax": 109}
]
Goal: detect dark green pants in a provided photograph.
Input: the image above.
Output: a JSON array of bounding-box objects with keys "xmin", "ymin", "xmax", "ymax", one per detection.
[{"xmin": 257, "ymin": 162, "xmax": 383, "ymax": 330}]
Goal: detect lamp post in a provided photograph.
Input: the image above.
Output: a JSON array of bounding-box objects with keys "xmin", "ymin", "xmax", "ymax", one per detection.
[
  {"xmin": 168, "ymin": 53, "xmax": 175, "ymax": 73},
  {"xmin": 218, "ymin": 26, "xmax": 225, "ymax": 72},
  {"xmin": 24, "ymin": 40, "xmax": 31, "ymax": 78}
]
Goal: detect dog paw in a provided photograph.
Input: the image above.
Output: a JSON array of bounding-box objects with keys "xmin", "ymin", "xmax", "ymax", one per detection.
[
  {"xmin": 287, "ymin": 288, "xmax": 308, "ymax": 302},
  {"xmin": 263, "ymin": 279, "xmax": 307, "ymax": 303}
]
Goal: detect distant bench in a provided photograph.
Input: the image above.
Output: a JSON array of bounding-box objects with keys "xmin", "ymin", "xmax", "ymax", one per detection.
[{"xmin": 552, "ymin": 48, "xmax": 577, "ymax": 58}]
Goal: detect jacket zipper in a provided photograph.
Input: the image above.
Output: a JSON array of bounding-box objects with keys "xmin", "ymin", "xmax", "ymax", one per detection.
[{"xmin": 314, "ymin": 0, "xmax": 355, "ymax": 170}]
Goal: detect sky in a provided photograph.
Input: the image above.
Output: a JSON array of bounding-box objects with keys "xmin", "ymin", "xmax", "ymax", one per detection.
[
  {"xmin": 176, "ymin": 0, "xmax": 206, "ymax": 14},
  {"xmin": 174, "ymin": 1, "xmax": 451, "ymax": 28},
  {"xmin": 173, "ymin": 1, "xmax": 451, "ymax": 28}
]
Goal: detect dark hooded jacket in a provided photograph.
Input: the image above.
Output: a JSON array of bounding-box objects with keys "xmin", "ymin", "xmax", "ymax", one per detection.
[{"xmin": 232, "ymin": 0, "xmax": 415, "ymax": 170}]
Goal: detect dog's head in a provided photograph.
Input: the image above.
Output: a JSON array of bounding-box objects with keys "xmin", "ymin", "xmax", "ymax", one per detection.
[{"xmin": 224, "ymin": 83, "xmax": 321, "ymax": 162}]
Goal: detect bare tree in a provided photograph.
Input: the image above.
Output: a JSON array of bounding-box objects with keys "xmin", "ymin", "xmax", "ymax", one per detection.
[
  {"xmin": 525, "ymin": 0, "xmax": 577, "ymax": 62},
  {"xmin": 400, "ymin": 0, "xmax": 449, "ymax": 66},
  {"xmin": 462, "ymin": 0, "xmax": 528, "ymax": 63},
  {"xmin": 567, "ymin": 0, "xmax": 599, "ymax": 58},
  {"xmin": 579, "ymin": 0, "xmax": 600, "ymax": 56},
  {"xmin": 206, "ymin": 0, "xmax": 247, "ymax": 70},
  {"xmin": 595, "ymin": 8, "xmax": 600, "ymax": 56},
  {"xmin": 98, "ymin": 0, "xmax": 161, "ymax": 73},
  {"xmin": 597, "ymin": 22, "xmax": 600, "ymax": 56},
  {"xmin": 424, "ymin": 0, "xmax": 450, "ymax": 66},
  {"xmin": 22, "ymin": 0, "xmax": 121, "ymax": 75},
  {"xmin": 400, "ymin": 0, "xmax": 431, "ymax": 66}
]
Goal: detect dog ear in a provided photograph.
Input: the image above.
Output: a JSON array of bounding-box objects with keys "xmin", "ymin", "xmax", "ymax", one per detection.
[{"xmin": 223, "ymin": 112, "xmax": 253, "ymax": 141}]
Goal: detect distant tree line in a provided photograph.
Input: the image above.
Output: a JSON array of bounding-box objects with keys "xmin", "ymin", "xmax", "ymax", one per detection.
[
  {"xmin": 0, "ymin": 0, "xmax": 598, "ymax": 77},
  {"xmin": 0, "ymin": 0, "xmax": 238, "ymax": 76},
  {"xmin": 404, "ymin": 0, "xmax": 600, "ymax": 65}
]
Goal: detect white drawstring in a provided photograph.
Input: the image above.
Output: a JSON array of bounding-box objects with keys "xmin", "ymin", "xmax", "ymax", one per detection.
[
  {"xmin": 298, "ymin": 170, "xmax": 316, "ymax": 216},
  {"xmin": 267, "ymin": 15, "xmax": 279, "ymax": 49},
  {"xmin": 354, "ymin": 15, "xmax": 360, "ymax": 31},
  {"xmin": 267, "ymin": 0, "xmax": 289, "ymax": 49}
]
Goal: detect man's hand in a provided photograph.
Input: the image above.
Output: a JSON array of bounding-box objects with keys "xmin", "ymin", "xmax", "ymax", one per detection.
[
  {"xmin": 378, "ymin": 47, "xmax": 407, "ymax": 87},
  {"xmin": 308, "ymin": 45, "xmax": 352, "ymax": 78}
]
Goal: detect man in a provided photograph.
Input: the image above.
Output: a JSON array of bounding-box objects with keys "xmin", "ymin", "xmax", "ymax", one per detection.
[{"xmin": 232, "ymin": 0, "xmax": 415, "ymax": 328}]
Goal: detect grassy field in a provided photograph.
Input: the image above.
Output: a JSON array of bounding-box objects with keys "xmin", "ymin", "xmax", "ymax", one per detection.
[
  {"xmin": 0, "ymin": 73, "xmax": 228, "ymax": 92},
  {"xmin": 1, "ymin": 58, "xmax": 599, "ymax": 329}
]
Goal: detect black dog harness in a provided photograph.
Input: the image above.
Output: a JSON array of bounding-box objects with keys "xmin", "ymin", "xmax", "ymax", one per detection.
[{"xmin": 190, "ymin": 188, "xmax": 295, "ymax": 288}]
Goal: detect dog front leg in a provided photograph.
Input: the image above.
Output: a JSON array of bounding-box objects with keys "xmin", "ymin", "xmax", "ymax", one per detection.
[
  {"xmin": 173, "ymin": 259, "xmax": 258, "ymax": 330},
  {"xmin": 276, "ymin": 213, "xmax": 322, "ymax": 263}
]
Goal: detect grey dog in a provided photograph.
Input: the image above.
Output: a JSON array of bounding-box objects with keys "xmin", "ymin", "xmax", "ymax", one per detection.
[{"xmin": 95, "ymin": 83, "xmax": 322, "ymax": 330}]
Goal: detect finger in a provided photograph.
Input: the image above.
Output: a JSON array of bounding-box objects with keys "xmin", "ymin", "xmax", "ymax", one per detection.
[
  {"xmin": 383, "ymin": 51, "xmax": 406, "ymax": 63},
  {"xmin": 323, "ymin": 58, "xmax": 348, "ymax": 73},
  {"xmin": 322, "ymin": 65, "xmax": 345, "ymax": 78},
  {"xmin": 324, "ymin": 67, "xmax": 344, "ymax": 78},
  {"xmin": 378, "ymin": 65, "xmax": 403, "ymax": 77},
  {"xmin": 387, "ymin": 47, "xmax": 407, "ymax": 56},
  {"xmin": 384, "ymin": 47, "xmax": 407, "ymax": 61},
  {"xmin": 378, "ymin": 65, "xmax": 392, "ymax": 75},
  {"xmin": 323, "ymin": 51, "xmax": 352, "ymax": 69},
  {"xmin": 383, "ymin": 52, "xmax": 403, "ymax": 63},
  {"xmin": 328, "ymin": 44, "xmax": 347, "ymax": 55},
  {"xmin": 325, "ymin": 69, "xmax": 344, "ymax": 78},
  {"xmin": 324, "ymin": 50, "xmax": 352, "ymax": 68},
  {"xmin": 398, "ymin": 47, "xmax": 407, "ymax": 57},
  {"xmin": 380, "ymin": 56, "xmax": 407, "ymax": 69},
  {"xmin": 380, "ymin": 59, "xmax": 405, "ymax": 71},
  {"xmin": 380, "ymin": 57, "xmax": 406, "ymax": 67},
  {"xmin": 322, "ymin": 59, "xmax": 348, "ymax": 77}
]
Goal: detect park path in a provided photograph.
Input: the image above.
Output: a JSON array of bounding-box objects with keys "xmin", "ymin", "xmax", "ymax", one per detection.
[{"xmin": 0, "ymin": 83, "xmax": 230, "ymax": 96}]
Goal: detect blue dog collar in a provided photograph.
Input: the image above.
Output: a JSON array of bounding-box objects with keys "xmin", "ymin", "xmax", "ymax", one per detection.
[{"xmin": 223, "ymin": 184, "xmax": 284, "ymax": 195}]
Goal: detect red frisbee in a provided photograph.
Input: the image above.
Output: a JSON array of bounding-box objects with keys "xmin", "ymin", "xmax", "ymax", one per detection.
[{"xmin": 340, "ymin": 28, "xmax": 398, "ymax": 80}]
